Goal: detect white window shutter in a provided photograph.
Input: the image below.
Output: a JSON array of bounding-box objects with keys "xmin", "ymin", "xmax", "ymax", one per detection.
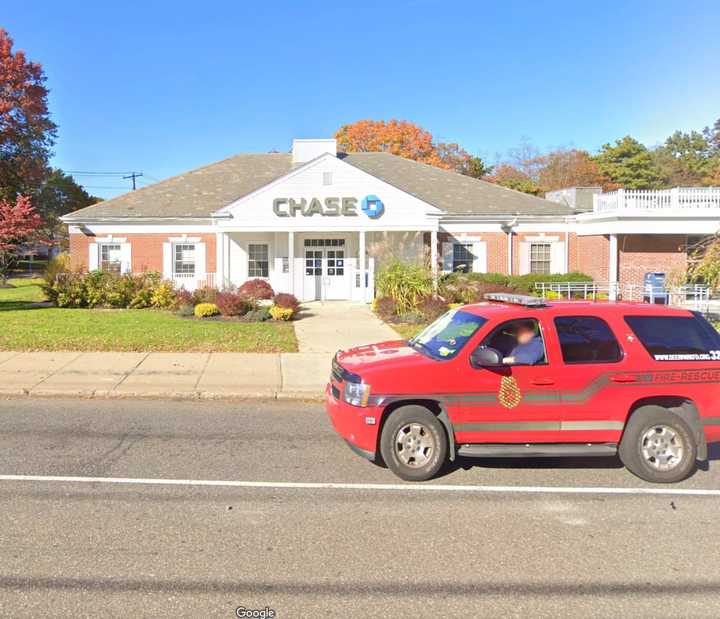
[
  {"xmin": 442, "ymin": 242, "xmax": 453, "ymax": 273},
  {"xmin": 551, "ymin": 241, "xmax": 566, "ymax": 274},
  {"xmin": 120, "ymin": 243, "xmax": 132, "ymax": 274},
  {"xmin": 519, "ymin": 242, "xmax": 531, "ymax": 275},
  {"xmin": 195, "ymin": 242, "xmax": 206, "ymax": 275},
  {"xmin": 162, "ymin": 243, "xmax": 173, "ymax": 278},
  {"xmin": 472, "ymin": 241, "xmax": 487, "ymax": 273},
  {"xmin": 88, "ymin": 243, "xmax": 99, "ymax": 271}
]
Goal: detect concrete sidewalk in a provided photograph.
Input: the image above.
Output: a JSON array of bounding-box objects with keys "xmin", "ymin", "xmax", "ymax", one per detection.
[{"xmin": 0, "ymin": 351, "xmax": 333, "ymax": 401}]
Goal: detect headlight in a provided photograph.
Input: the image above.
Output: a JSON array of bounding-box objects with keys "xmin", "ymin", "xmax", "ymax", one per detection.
[{"xmin": 343, "ymin": 381, "xmax": 371, "ymax": 407}]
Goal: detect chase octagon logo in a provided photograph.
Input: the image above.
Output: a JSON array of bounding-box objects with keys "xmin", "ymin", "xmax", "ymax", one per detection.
[{"xmin": 361, "ymin": 195, "xmax": 385, "ymax": 219}]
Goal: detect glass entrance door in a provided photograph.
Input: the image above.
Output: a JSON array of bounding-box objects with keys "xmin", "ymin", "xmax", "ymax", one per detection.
[{"xmin": 303, "ymin": 239, "xmax": 348, "ymax": 300}]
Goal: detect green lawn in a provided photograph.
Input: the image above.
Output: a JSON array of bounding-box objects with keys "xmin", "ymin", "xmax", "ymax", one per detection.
[
  {"xmin": 0, "ymin": 279, "xmax": 297, "ymax": 352},
  {"xmin": 391, "ymin": 322, "xmax": 428, "ymax": 340}
]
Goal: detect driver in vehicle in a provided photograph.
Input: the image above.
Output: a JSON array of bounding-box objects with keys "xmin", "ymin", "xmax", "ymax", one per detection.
[{"xmin": 503, "ymin": 321, "xmax": 544, "ymax": 365}]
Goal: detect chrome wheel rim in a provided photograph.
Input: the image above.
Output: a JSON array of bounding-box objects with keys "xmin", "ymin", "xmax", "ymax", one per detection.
[
  {"xmin": 640, "ymin": 425, "xmax": 684, "ymax": 471},
  {"xmin": 395, "ymin": 422, "xmax": 435, "ymax": 468}
]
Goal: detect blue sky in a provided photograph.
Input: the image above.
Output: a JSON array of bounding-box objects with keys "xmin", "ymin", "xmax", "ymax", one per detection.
[{"xmin": 4, "ymin": 0, "xmax": 720, "ymax": 198}]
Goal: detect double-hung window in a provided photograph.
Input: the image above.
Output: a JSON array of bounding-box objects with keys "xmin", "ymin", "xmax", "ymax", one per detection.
[
  {"xmin": 530, "ymin": 243, "xmax": 552, "ymax": 274},
  {"xmin": 248, "ymin": 244, "xmax": 269, "ymax": 278},
  {"xmin": 100, "ymin": 243, "xmax": 122, "ymax": 273},
  {"xmin": 173, "ymin": 243, "xmax": 196, "ymax": 275},
  {"xmin": 452, "ymin": 243, "xmax": 475, "ymax": 273}
]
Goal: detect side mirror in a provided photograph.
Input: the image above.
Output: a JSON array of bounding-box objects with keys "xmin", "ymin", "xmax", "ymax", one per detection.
[{"xmin": 470, "ymin": 346, "xmax": 503, "ymax": 368}]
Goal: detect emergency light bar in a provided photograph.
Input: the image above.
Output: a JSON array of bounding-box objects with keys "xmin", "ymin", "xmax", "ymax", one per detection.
[{"xmin": 484, "ymin": 293, "xmax": 547, "ymax": 307}]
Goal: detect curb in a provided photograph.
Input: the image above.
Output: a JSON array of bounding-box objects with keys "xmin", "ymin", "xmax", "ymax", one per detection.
[{"xmin": 0, "ymin": 387, "xmax": 324, "ymax": 403}]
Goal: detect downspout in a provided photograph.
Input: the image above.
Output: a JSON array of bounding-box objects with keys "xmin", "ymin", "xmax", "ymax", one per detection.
[{"xmin": 502, "ymin": 218, "xmax": 518, "ymax": 276}]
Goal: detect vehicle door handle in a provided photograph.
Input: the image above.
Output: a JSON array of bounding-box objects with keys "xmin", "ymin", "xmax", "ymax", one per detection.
[
  {"xmin": 610, "ymin": 374, "xmax": 637, "ymax": 383},
  {"xmin": 530, "ymin": 378, "xmax": 555, "ymax": 386}
]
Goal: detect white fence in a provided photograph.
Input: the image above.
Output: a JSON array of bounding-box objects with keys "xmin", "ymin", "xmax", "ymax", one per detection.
[
  {"xmin": 594, "ymin": 187, "xmax": 720, "ymax": 213},
  {"xmin": 172, "ymin": 272, "xmax": 216, "ymax": 291},
  {"xmin": 534, "ymin": 281, "xmax": 711, "ymax": 312}
]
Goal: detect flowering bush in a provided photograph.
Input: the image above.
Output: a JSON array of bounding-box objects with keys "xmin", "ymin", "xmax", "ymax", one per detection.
[
  {"xmin": 238, "ymin": 278, "xmax": 274, "ymax": 300},
  {"xmin": 269, "ymin": 305, "xmax": 294, "ymax": 321},
  {"xmin": 194, "ymin": 303, "xmax": 220, "ymax": 318},
  {"xmin": 272, "ymin": 293, "xmax": 300, "ymax": 313},
  {"xmin": 216, "ymin": 291, "xmax": 253, "ymax": 316}
]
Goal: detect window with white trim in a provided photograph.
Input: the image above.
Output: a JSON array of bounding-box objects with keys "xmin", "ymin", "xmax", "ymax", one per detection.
[
  {"xmin": 452, "ymin": 243, "xmax": 475, "ymax": 273},
  {"xmin": 248, "ymin": 244, "xmax": 269, "ymax": 278},
  {"xmin": 173, "ymin": 243, "xmax": 196, "ymax": 275},
  {"xmin": 100, "ymin": 243, "xmax": 122, "ymax": 273},
  {"xmin": 530, "ymin": 243, "xmax": 551, "ymax": 274}
]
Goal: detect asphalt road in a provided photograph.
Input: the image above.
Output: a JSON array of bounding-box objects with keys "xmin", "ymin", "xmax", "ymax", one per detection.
[{"xmin": 0, "ymin": 398, "xmax": 719, "ymax": 618}]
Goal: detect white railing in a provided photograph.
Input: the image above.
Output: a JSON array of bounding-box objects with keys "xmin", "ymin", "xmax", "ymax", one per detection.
[
  {"xmin": 593, "ymin": 187, "xmax": 720, "ymax": 213},
  {"xmin": 534, "ymin": 281, "xmax": 711, "ymax": 312},
  {"xmin": 172, "ymin": 272, "xmax": 216, "ymax": 291}
]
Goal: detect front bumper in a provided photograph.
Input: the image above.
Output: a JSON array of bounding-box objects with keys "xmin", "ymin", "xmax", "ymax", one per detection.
[{"xmin": 325, "ymin": 382, "xmax": 380, "ymax": 461}]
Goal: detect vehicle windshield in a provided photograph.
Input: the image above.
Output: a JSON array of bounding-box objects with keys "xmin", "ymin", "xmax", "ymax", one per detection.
[{"xmin": 409, "ymin": 309, "xmax": 487, "ymax": 360}]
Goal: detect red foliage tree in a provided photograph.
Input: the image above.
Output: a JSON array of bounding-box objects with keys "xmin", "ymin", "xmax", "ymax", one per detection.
[
  {"xmin": 0, "ymin": 28, "xmax": 57, "ymax": 199},
  {"xmin": 0, "ymin": 195, "xmax": 43, "ymax": 284}
]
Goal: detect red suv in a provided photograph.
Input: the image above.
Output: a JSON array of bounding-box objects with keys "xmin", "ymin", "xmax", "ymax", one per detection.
[{"xmin": 326, "ymin": 294, "xmax": 720, "ymax": 483}]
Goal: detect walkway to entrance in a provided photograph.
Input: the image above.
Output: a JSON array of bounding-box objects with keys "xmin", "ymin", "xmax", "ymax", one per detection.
[{"xmin": 294, "ymin": 301, "xmax": 400, "ymax": 353}]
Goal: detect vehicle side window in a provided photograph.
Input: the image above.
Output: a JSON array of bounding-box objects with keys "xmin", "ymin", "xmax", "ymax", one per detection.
[
  {"xmin": 480, "ymin": 318, "xmax": 547, "ymax": 365},
  {"xmin": 554, "ymin": 316, "xmax": 622, "ymax": 364},
  {"xmin": 625, "ymin": 315, "xmax": 720, "ymax": 361}
]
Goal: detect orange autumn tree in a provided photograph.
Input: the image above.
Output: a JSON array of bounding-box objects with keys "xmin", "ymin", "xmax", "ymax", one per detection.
[{"xmin": 334, "ymin": 119, "xmax": 470, "ymax": 172}]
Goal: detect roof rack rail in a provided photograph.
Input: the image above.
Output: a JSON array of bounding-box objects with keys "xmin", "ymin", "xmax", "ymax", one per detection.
[{"xmin": 484, "ymin": 293, "xmax": 547, "ymax": 307}]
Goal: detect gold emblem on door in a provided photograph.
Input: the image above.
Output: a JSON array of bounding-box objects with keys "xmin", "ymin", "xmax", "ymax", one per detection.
[{"xmin": 498, "ymin": 375, "xmax": 522, "ymax": 409}]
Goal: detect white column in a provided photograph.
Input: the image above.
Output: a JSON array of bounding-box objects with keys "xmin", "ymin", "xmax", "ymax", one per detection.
[
  {"xmin": 215, "ymin": 231, "xmax": 224, "ymax": 289},
  {"xmin": 609, "ymin": 233, "xmax": 619, "ymax": 300},
  {"xmin": 430, "ymin": 229, "xmax": 438, "ymax": 287},
  {"xmin": 287, "ymin": 231, "xmax": 295, "ymax": 295},
  {"xmin": 359, "ymin": 230, "xmax": 366, "ymax": 303}
]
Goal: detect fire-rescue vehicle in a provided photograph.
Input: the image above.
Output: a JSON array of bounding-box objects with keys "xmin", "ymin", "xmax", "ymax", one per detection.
[{"xmin": 326, "ymin": 294, "xmax": 720, "ymax": 483}]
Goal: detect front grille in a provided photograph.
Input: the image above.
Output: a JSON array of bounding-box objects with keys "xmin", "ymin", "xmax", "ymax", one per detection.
[{"xmin": 331, "ymin": 358, "xmax": 344, "ymax": 383}]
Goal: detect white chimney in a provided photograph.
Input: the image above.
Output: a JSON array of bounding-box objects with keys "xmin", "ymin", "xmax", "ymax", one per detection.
[{"xmin": 292, "ymin": 139, "xmax": 337, "ymax": 166}]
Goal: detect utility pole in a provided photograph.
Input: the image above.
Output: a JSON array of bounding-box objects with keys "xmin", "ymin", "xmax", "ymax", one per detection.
[{"xmin": 123, "ymin": 171, "xmax": 143, "ymax": 190}]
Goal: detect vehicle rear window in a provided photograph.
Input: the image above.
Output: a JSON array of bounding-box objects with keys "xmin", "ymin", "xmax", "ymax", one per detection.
[
  {"xmin": 624, "ymin": 315, "xmax": 720, "ymax": 362},
  {"xmin": 554, "ymin": 316, "xmax": 622, "ymax": 364}
]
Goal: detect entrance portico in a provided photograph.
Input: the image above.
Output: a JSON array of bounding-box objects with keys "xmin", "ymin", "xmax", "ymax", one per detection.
[{"xmin": 212, "ymin": 140, "xmax": 442, "ymax": 302}]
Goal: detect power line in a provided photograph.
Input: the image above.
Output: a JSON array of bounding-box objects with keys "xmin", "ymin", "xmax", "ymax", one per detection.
[
  {"xmin": 66, "ymin": 170, "xmax": 134, "ymax": 176},
  {"xmin": 122, "ymin": 171, "xmax": 143, "ymax": 190}
]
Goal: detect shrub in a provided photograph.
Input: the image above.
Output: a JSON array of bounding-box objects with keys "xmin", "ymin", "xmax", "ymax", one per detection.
[
  {"xmin": 511, "ymin": 271, "xmax": 592, "ymax": 293},
  {"xmin": 242, "ymin": 308, "xmax": 271, "ymax": 322},
  {"xmin": 238, "ymin": 278, "xmax": 274, "ymax": 300},
  {"xmin": 373, "ymin": 296, "xmax": 398, "ymax": 320},
  {"xmin": 395, "ymin": 312, "xmax": 425, "ymax": 324},
  {"xmin": 43, "ymin": 252, "xmax": 71, "ymax": 285},
  {"xmin": 150, "ymin": 280, "xmax": 177, "ymax": 309},
  {"xmin": 194, "ymin": 303, "xmax": 220, "ymax": 318},
  {"xmin": 175, "ymin": 288, "xmax": 194, "ymax": 308},
  {"xmin": 216, "ymin": 291, "xmax": 253, "ymax": 316},
  {"xmin": 375, "ymin": 260, "xmax": 433, "ymax": 314},
  {"xmin": 273, "ymin": 293, "xmax": 300, "ymax": 313},
  {"xmin": 269, "ymin": 305, "xmax": 294, "ymax": 321},
  {"xmin": 439, "ymin": 273, "xmax": 515, "ymax": 304},
  {"xmin": 176, "ymin": 304, "xmax": 195, "ymax": 317},
  {"xmin": 417, "ymin": 295, "xmax": 448, "ymax": 321},
  {"xmin": 193, "ymin": 286, "xmax": 217, "ymax": 305}
]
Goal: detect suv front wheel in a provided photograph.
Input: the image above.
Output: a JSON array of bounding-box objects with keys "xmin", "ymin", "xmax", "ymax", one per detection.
[
  {"xmin": 619, "ymin": 405, "xmax": 697, "ymax": 483},
  {"xmin": 380, "ymin": 405, "xmax": 448, "ymax": 481}
]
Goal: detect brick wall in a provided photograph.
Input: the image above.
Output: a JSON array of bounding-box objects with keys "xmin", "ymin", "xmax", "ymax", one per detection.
[
  {"xmin": 618, "ymin": 234, "xmax": 688, "ymax": 288},
  {"xmin": 576, "ymin": 235, "xmax": 610, "ymax": 282},
  {"xmin": 69, "ymin": 233, "xmax": 217, "ymax": 274}
]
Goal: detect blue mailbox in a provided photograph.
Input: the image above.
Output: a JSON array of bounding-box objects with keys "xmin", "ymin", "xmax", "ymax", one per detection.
[{"xmin": 643, "ymin": 272, "xmax": 669, "ymax": 304}]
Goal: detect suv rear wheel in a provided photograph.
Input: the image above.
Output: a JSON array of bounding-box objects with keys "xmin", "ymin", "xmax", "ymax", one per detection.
[
  {"xmin": 380, "ymin": 405, "xmax": 448, "ymax": 482},
  {"xmin": 619, "ymin": 405, "xmax": 697, "ymax": 483}
]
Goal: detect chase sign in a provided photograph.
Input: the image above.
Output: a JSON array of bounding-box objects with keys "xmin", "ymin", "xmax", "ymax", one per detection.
[{"xmin": 273, "ymin": 196, "xmax": 384, "ymax": 218}]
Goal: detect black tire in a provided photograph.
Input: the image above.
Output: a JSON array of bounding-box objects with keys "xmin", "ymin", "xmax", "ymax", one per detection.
[
  {"xmin": 379, "ymin": 405, "xmax": 448, "ymax": 481},
  {"xmin": 618, "ymin": 405, "xmax": 697, "ymax": 483}
]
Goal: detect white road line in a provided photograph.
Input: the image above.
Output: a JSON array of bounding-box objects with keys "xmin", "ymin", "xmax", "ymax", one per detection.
[{"xmin": 0, "ymin": 474, "xmax": 718, "ymax": 496}]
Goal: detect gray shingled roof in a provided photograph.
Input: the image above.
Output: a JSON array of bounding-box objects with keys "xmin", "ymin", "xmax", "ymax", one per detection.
[{"xmin": 64, "ymin": 151, "xmax": 572, "ymax": 221}]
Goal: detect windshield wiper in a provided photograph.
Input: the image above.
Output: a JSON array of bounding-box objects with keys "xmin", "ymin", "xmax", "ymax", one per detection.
[{"xmin": 411, "ymin": 340, "xmax": 436, "ymax": 358}]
